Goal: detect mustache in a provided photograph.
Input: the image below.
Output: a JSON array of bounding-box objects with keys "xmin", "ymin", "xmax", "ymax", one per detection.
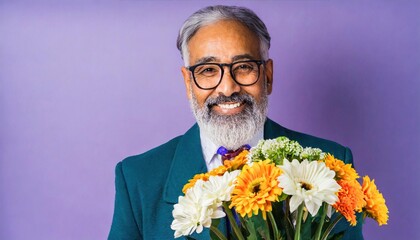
[{"xmin": 205, "ymin": 92, "xmax": 254, "ymax": 109}]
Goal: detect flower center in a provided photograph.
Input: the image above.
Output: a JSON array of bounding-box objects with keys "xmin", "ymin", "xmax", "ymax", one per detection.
[
  {"xmin": 249, "ymin": 178, "xmax": 264, "ymax": 194},
  {"xmin": 300, "ymin": 181, "xmax": 313, "ymax": 191},
  {"xmin": 253, "ymin": 184, "xmax": 261, "ymax": 193}
]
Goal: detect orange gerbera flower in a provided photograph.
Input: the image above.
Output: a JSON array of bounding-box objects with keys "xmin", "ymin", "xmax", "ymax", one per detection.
[
  {"xmin": 209, "ymin": 165, "xmax": 228, "ymax": 176},
  {"xmin": 324, "ymin": 154, "xmax": 359, "ymax": 181},
  {"xmin": 229, "ymin": 160, "xmax": 282, "ymax": 220},
  {"xmin": 333, "ymin": 180, "xmax": 366, "ymax": 226},
  {"xmin": 362, "ymin": 176, "xmax": 389, "ymax": 225},
  {"xmin": 223, "ymin": 150, "xmax": 249, "ymax": 170}
]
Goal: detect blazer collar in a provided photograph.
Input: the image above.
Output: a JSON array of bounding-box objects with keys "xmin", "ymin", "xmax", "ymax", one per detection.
[
  {"xmin": 163, "ymin": 124, "xmax": 207, "ymax": 203},
  {"xmin": 163, "ymin": 118, "xmax": 286, "ymax": 204},
  {"xmin": 264, "ymin": 118, "xmax": 286, "ymax": 139}
]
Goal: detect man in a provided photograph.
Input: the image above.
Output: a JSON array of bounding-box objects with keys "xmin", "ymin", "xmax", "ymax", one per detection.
[{"xmin": 108, "ymin": 5, "xmax": 363, "ymax": 240}]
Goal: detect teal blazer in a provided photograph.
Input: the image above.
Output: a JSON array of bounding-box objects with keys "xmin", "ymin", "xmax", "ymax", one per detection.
[{"xmin": 108, "ymin": 119, "xmax": 364, "ymax": 240}]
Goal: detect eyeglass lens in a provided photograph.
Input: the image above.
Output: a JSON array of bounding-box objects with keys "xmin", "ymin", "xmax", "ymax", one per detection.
[{"xmin": 192, "ymin": 61, "xmax": 261, "ymax": 89}]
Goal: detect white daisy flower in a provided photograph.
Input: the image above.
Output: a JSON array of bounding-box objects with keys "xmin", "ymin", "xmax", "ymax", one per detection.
[
  {"xmin": 171, "ymin": 180, "xmax": 225, "ymax": 238},
  {"xmin": 278, "ymin": 159, "xmax": 341, "ymax": 217},
  {"xmin": 202, "ymin": 170, "xmax": 241, "ymax": 205}
]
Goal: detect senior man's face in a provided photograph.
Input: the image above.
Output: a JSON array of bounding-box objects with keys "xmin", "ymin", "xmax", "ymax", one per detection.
[{"xmin": 181, "ymin": 20, "xmax": 274, "ymax": 149}]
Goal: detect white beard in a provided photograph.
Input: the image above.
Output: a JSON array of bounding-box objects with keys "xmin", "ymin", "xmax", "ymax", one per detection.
[{"xmin": 189, "ymin": 86, "xmax": 268, "ymax": 150}]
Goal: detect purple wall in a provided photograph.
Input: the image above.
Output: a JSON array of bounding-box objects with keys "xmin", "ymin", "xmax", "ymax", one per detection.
[{"xmin": 1, "ymin": 1, "xmax": 419, "ymax": 239}]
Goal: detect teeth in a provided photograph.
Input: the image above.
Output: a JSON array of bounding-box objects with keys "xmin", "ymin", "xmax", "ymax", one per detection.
[{"xmin": 218, "ymin": 102, "xmax": 242, "ymax": 109}]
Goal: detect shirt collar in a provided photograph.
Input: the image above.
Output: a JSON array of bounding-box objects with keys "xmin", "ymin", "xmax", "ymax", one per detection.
[{"xmin": 199, "ymin": 127, "xmax": 264, "ymax": 171}]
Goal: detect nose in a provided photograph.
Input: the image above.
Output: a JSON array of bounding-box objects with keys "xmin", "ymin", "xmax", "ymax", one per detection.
[{"xmin": 216, "ymin": 67, "xmax": 241, "ymax": 97}]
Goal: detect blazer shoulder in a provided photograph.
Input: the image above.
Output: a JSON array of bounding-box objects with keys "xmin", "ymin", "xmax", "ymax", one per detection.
[{"xmin": 118, "ymin": 136, "xmax": 182, "ymax": 180}]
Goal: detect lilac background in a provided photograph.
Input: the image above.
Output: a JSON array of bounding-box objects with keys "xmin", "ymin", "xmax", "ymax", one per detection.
[{"xmin": 1, "ymin": 1, "xmax": 419, "ymax": 239}]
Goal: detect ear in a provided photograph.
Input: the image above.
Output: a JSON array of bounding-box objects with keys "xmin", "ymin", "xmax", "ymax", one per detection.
[
  {"xmin": 181, "ymin": 66, "xmax": 192, "ymax": 100},
  {"xmin": 264, "ymin": 59, "xmax": 274, "ymax": 95}
]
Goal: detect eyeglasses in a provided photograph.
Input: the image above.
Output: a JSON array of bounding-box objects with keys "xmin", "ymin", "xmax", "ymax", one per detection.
[{"xmin": 187, "ymin": 60, "xmax": 265, "ymax": 90}]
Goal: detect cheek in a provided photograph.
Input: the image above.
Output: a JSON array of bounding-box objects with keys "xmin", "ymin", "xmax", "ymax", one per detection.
[
  {"xmin": 243, "ymin": 83, "xmax": 265, "ymax": 102},
  {"xmin": 192, "ymin": 87, "xmax": 213, "ymax": 106}
]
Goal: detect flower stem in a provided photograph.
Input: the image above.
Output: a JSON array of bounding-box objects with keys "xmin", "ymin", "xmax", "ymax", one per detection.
[
  {"xmin": 210, "ymin": 225, "xmax": 228, "ymax": 240},
  {"xmin": 320, "ymin": 214, "xmax": 344, "ymax": 240},
  {"xmin": 268, "ymin": 211, "xmax": 280, "ymax": 240},
  {"xmin": 223, "ymin": 202, "xmax": 245, "ymax": 240},
  {"xmin": 294, "ymin": 204, "xmax": 304, "ymax": 240},
  {"xmin": 285, "ymin": 198, "xmax": 294, "ymax": 240},
  {"xmin": 314, "ymin": 203, "xmax": 327, "ymax": 240}
]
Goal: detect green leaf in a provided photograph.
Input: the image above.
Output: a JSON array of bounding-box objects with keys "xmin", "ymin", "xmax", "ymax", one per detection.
[
  {"xmin": 326, "ymin": 231, "xmax": 345, "ymax": 240},
  {"xmin": 211, "ymin": 218, "xmax": 221, "ymax": 228},
  {"xmin": 300, "ymin": 213, "xmax": 312, "ymax": 238},
  {"xmin": 277, "ymin": 193, "xmax": 288, "ymax": 202},
  {"xmin": 243, "ymin": 217, "xmax": 258, "ymax": 240},
  {"xmin": 210, "ymin": 218, "xmax": 222, "ymax": 239},
  {"xmin": 243, "ymin": 214, "xmax": 272, "ymax": 240},
  {"xmin": 270, "ymin": 202, "xmax": 290, "ymax": 239},
  {"xmin": 257, "ymin": 225, "xmax": 272, "ymax": 240}
]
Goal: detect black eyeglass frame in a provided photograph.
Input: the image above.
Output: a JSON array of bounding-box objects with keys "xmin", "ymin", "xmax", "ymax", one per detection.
[{"xmin": 187, "ymin": 60, "xmax": 266, "ymax": 90}]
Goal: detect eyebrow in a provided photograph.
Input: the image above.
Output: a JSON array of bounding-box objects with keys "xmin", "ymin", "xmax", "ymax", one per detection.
[
  {"xmin": 193, "ymin": 54, "xmax": 258, "ymax": 66},
  {"xmin": 231, "ymin": 54, "xmax": 256, "ymax": 62},
  {"xmin": 194, "ymin": 56, "xmax": 219, "ymax": 65}
]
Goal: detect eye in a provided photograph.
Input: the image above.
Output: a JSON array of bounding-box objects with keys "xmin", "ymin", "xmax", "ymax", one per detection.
[
  {"xmin": 233, "ymin": 63, "xmax": 255, "ymax": 73},
  {"xmin": 202, "ymin": 67, "xmax": 217, "ymax": 73},
  {"xmin": 195, "ymin": 65, "xmax": 219, "ymax": 76},
  {"xmin": 239, "ymin": 64, "xmax": 253, "ymax": 69}
]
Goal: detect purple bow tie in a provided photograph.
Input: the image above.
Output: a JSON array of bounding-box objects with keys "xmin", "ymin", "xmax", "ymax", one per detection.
[{"xmin": 217, "ymin": 144, "xmax": 251, "ymax": 161}]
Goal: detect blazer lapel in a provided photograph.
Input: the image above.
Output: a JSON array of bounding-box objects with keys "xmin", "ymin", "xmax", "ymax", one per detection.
[
  {"xmin": 163, "ymin": 124, "xmax": 207, "ymax": 204},
  {"xmin": 264, "ymin": 118, "xmax": 286, "ymax": 139},
  {"xmin": 163, "ymin": 124, "xmax": 214, "ymax": 240}
]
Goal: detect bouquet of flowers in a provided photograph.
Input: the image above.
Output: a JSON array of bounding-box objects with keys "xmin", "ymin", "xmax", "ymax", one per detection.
[{"xmin": 171, "ymin": 137, "xmax": 389, "ymax": 240}]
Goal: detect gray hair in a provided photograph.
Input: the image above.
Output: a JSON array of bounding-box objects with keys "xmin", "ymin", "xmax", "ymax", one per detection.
[{"xmin": 176, "ymin": 5, "xmax": 271, "ymax": 66}]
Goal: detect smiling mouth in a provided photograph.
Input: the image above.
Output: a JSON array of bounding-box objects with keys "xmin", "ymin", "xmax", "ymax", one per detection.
[
  {"xmin": 209, "ymin": 101, "xmax": 247, "ymax": 116},
  {"xmin": 218, "ymin": 102, "xmax": 242, "ymax": 109}
]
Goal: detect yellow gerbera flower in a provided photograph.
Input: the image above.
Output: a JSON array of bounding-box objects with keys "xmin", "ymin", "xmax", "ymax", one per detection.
[
  {"xmin": 223, "ymin": 150, "xmax": 249, "ymax": 170},
  {"xmin": 362, "ymin": 176, "xmax": 389, "ymax": 225},
  {"xmin": 229, "ymin": 160, "xmax": 282, "ymax": 220},
  {"xmin": 333, "ymin": 180, "xmax": 366, "ymax": 226},
  {"xmin": 324, "ymin": 154, "xmax": 359, "ymax": 181}
]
